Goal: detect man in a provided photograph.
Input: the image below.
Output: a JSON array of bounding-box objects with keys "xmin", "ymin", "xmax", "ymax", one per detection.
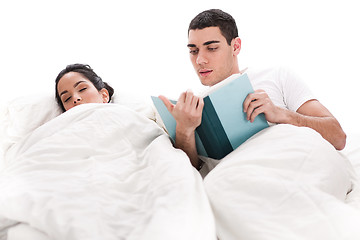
[{"xmin": 159, "ymin": 9, "xmax": 346, "ymax": 170}]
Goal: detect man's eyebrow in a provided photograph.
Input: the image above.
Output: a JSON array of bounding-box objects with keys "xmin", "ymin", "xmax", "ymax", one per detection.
[
  {"xmin": 187, "ymin": 41, "xmax": 220, "ymax": 48},
  {"xmin": 203, "ymin": 40, "xmax": 220, "ymax": 46},
  {"xmin": 59, "ymin": 81, "xmax": 86, "ymax": 96}
]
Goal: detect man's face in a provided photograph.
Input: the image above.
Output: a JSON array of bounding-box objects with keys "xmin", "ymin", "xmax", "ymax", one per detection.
[{"xmin": 188, "ymin": 26, "xmax": 240, "ymax": 86}]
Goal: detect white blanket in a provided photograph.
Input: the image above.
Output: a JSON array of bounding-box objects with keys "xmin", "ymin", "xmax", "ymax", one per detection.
[
  {"xmin": 204, "ymin": 124, "xmax": 360, "ymax": 240},
  {"xmin": 0, "ymin": 104, "xmax": 216, "ymax": 240}
]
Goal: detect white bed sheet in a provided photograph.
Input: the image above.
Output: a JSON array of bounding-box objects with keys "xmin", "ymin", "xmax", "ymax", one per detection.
[
  {"xmin": 0, "ymin": 104, "xmax": 216, "ymax": 240},
  {"xmin": 1, "ymin": 97, "xmax": 360, "ymax": 240},
  {"xmin": 342, "ymin": 133, "xmax": 360, "ymax": 175},
  {"xmin": 204, "ymin": 124, "xmax": 360, "ymax": 240},
  {"xmin": 341, "ymin": 133, "xmax": 360, "ymax": 209},
  {"xmin": 7, "ymin": 224, "xmax": 49, "ymax": 240}
]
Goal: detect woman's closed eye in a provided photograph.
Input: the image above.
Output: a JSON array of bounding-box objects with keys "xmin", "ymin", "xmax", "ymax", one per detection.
[
  {"xmin": 64, "ymin": 96, "xmax": 71, "ymax": 102},
  {"xmin": 62, "ymin": 87, "xmax": 87, "ymax": 103}
]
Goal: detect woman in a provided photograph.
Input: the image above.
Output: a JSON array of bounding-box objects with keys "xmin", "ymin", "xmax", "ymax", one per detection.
[{"xmin": 55, "ymin": 64, "xmax": 114, "ymax": 112}]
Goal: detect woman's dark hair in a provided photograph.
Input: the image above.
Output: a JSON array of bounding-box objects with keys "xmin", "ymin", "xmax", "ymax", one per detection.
[
  {"xmin": 55, "ymin": 63, "xmax": 114, "ymax": 112},
  {"xmin": 188, "ymin": 9, "xmax": 238, "ymax": 45}
]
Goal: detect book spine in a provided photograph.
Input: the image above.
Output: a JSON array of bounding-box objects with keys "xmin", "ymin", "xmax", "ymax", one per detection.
[{"xmin": 196, "ymin": 96, "xmax": 233, "ymax": 159}]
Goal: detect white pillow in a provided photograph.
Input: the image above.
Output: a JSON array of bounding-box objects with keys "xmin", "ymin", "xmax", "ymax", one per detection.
[
  {"xmin": 0, "ymin": 92, "xmax": 156, "ymax": 157},
  {"xmin": 0, "ymin": 94, "xmax": 62, "ymax": 154}
]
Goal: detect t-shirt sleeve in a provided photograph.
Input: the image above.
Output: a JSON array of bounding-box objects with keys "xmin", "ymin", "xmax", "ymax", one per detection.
[{"xmin": 279, "ymin": 68, "xmax": 316, "ymax": 112}]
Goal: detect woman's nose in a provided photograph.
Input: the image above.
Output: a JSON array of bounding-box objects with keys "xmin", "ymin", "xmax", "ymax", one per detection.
[{"xmin": 73, "ymin": 96, "xmax": 81, "ymax": 104}]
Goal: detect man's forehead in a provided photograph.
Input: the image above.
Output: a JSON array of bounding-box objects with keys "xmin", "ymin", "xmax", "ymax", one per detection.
[{"xmin": 188, "ymin": 27, "xmax": 225, "ymax": 46}]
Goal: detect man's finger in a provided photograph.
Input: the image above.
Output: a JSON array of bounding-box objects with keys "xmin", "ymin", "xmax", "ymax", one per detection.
[{"xmin": 159, "ymin": 95, "xmax": 174, "ymax": 112}]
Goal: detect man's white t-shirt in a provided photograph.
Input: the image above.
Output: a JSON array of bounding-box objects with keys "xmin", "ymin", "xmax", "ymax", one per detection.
[
  {"xmin": 246, "ymin": 67, "xmax": 315, "ymax": 112},
  {"xmin": 199, "ymin": 66, "xmax": 316, "ymax": 177}
]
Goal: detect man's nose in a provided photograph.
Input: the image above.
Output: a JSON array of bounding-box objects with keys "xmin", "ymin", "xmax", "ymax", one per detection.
[{"xmin": 196, "ymin": 51, "xmax": 208, "ymax": 65}]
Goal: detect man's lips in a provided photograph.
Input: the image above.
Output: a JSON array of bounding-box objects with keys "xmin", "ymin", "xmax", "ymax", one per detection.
[{"xmin": 199, "ymin": 69, "xmax": 213, "ymax": 77}]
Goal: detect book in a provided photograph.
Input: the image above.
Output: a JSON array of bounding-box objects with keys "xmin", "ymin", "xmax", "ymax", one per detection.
[{"xmin": 151, "ymin": 73, "xmax": 269, "ymax": 160}]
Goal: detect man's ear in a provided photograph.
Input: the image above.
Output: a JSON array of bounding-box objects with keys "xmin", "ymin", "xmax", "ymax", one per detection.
[
  {"xmin": 100, "ymin": 88, "xmax": 110, "ymax": 103},
  {"xmin": 232, "ymin": 37, "xmax": 241, "ymax": 56}
]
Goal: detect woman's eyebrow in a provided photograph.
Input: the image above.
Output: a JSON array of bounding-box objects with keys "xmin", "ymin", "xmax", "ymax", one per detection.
[
  {"xmin": 73, "ymin": 80, "xmax": 85, "ymax": 88},
  {"xmin": 60, "ymin": 81, "xmax": 86, "ymax": 96},
  {"xmin": 60, "ymin": 90, "xmax": 68, "ymax": 97}
]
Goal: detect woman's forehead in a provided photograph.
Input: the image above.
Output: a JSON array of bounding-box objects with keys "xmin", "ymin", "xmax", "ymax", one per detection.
[
  {"xmin": 58, "ymin": 72, "xmax": 89, "ymax": 87},
  {"xmin": 57, "ymin": 72, "xmax": 92, "ymax": 94}
]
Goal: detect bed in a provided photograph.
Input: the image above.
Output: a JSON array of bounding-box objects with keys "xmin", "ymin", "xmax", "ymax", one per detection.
[
  {"xmin": 0, "ymin": 94, "xmax": 216, "ymax": 240},
  {"xmin": 0, "ymin": 93, "xmax": 359, "ymax": 240},
  {"xmin": 203, "ymin": 125, "xmax": 360, "ymax": 240}
]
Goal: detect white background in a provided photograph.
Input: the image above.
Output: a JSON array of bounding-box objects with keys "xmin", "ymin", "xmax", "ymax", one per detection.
[{"xmin": 1, "ymin": 0, "xmax": 359, "ymax": 135}]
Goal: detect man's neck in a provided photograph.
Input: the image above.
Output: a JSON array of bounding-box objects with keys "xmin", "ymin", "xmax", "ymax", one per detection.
[{"xmin": 240, "ymin": 67, "xmax": 248, "ymax": 74}]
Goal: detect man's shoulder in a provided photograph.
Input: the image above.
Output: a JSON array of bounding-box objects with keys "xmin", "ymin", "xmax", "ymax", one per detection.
[
  {"xmin": 244, "ymin": 65, "xmax": 294, "ymax": 79},
  {"xmin": 244, "ymin": 65, "xmax": 301, "ymax": 86}
]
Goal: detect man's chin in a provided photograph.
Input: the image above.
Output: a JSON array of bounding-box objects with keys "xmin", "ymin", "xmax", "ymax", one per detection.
[
  {"xmin": 200, "ymin": 79, "xmax": 214, "ymax": 86},
  {"xmin": 200, "ymin": 76, "xmax": 221, "ymax": 86},
  {"xmin": 198, "ymin": 74, "xmax": 212, "ymax": 86}
]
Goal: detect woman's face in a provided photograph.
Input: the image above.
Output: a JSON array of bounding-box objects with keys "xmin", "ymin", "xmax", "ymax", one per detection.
[{"xmin": 57, "ymin": 72, "xmax": 109, "ymax": 111}]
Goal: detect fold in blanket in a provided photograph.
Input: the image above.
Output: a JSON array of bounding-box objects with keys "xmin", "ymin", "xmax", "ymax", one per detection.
[
  {"xmin": 0, "ymin": 104, "xmax": 216, "ymax": 240},
  {"xmin": 205, "ymin": 124, "xmax": 360, "ymax": 240}
]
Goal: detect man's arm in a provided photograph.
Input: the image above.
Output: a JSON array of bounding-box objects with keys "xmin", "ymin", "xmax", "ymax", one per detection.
[
  {"xmin": 159, "ymin": 91, "xmax": 204, "ymax": 169},
  {"xmin": 290, "ymin": 99, "xmax": 346, "ymax": 150},
  {"xmin": 244, "ymin": 90, "xmax": 346, "ymax": 150}
]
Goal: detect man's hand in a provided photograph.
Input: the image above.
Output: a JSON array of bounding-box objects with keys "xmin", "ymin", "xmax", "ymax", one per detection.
[
  {"xmin": 243, "ymin": 89, "xmax": 287, "ymax": 123},
  {"xmin": 243, "ymin": 89, "xmax": 346, "ymax": 150},
  {"xmin": 159, "ymin": 91, "xmax": 204, "ymax": 133},
  {"xmin": 159, "ymin": 91, "xmax": 204, "ymax": 169}
]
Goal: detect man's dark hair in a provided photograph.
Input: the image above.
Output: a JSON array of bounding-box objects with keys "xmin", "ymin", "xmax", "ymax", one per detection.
[
  {"xmin": 55, "ymin": 63, "xmax": 114, "ymax": 112},
  {"xmin": 188, "ymin": 9, "xmax": 238, "ymax": 45}
]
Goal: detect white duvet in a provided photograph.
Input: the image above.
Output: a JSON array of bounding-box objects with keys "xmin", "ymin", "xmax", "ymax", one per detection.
[
  {"xmin": 1, "ymin": 102, "xmax": 360, "ymax": 240},
  {"xmin": 0, "ymin": 104, "xmax": 216, "ymax": 240},
  {"xmin": 204, "ymin": 124, "xmax": 360, "ymax": 240}
]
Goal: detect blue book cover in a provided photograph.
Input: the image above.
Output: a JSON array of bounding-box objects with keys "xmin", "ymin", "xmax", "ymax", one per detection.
[{"xmin": 151, "ymin": 73, "xmax": 269, "ymax": 160}]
